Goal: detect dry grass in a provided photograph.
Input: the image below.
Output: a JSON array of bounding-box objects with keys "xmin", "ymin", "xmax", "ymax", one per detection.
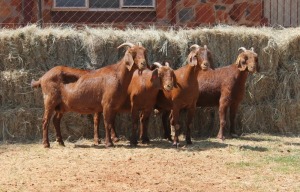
[{"xmin": 0, "ymin": 134, "xmax": 299, "ymax": 192}]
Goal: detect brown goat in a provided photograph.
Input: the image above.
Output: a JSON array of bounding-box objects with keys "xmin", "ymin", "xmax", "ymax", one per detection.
[
  {"xmin": 107, "ymin": 62, "xmax": 175, "ymax": 146},
  {"xmin": 155, "ymin": 45, "xmax": 213, "ymax": 147},
  {"xmin": 163, "ymin": 46, "xmax": 259, "ymax": 141},
  {"xmin": 31, "ymin": 42, "xmax": 147, "ymax": 148}
]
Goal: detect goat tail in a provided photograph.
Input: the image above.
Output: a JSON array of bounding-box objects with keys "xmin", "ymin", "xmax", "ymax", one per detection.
[{"xmin": 31, "ymin": 79, "xmax": 41, "ymax": 88}]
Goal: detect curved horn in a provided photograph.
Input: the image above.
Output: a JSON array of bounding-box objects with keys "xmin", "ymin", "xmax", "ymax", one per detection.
[
  {"xmin": 117, "ymin": 42, "xmax": 134, "ymax": 49},
  {"xmin": 250, "ymin": 47, "xmax": 254, "ymax": 52},
  {"xmin": 137, "ymin": 42, "xmax": 142, "ymax": 47},
  {"xmin": 238, "ymin": 47, "xmax": 247, "ymax": 52},
  {"xmin": 190, "ymin": 44, "xmax": 200, "ymax": 51},
  {"xmin": 153, "ymin": 62, "xmax": 163, "ymax": 68},
  {"xmin": 204, "ymin": 45, "xmax": 207, "ymax": 49},
  {"xmin": 165, "ymin": 62, "xmax": 170, "ymax": 67}
]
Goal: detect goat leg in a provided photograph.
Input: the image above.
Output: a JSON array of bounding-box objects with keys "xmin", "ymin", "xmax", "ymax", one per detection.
[
  {"xmin": 170, "ymin": 109, "xmax": 180, "ymax": 148},
  {"xmin": 139, "ymin": 110, "xmax": 151, "ymax": 144},
  {"xmin": 110, "ymin": 126, "xmax": 119, "ymax": 143},
  {"xmin": 103, "ymin": 109, "xmax": 115, "ymax": 147},
  {"xmin": 229, "ymin": 103, "xmax": 239, "ymax": 138},
  {"xmin": 42, "ymin": 108, "xmax": 53, "ymax": 148},
  {"xmin": 217, "ymin": 102, "xmax": 228, "ymax": 140},
  {"xmin": 162, "ymin": 111, "xmax": 172, "ymax": 142},
  {"xmin": 130, "ymin": 106, "xmax": 139, "ymax": 146},
  {"xmin": 93, "ymin": 113, "xmax": 101, "ymax": 145},
  {"xmin": 53, "ymin": 112, "xmax": 64, "ymax": 146},
  {"xmin": 185, "ymin": 108, "xmax": 196, "ymax": 145}
]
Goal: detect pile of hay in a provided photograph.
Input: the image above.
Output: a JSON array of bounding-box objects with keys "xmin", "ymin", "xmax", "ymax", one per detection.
[{"xmin": 0, "ymin": 25, "xmax": 299, "ymax": 143}]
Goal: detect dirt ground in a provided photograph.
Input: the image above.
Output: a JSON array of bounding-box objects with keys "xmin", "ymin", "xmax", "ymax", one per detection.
[{"xmin": 0, "ymin": 134, "xmax": 299, "ymax": 192}]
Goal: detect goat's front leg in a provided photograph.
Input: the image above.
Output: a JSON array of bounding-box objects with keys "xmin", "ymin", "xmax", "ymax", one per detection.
[
  {"xmin": 139, "ymin": 110, "xmax": 151, "ymax": 144},
  {"xmin": 229, "ymin": 103, "xmax": 239, "ymax": 138},
  {"xmin": 93, "ymin": 113, "xmax": 101, "ymax": 145},
  {"xmin": 170, "ymin": 108, "xmax": 180, "ymax": 147},
  {"xmin": 162, "ymin": 111, "xmax": 172, "ymax": 142},
  {"xmin": 217, "ymin": 99, "xmax": 229, "ymax": 140},
  {"xmin": 53, "ymin": 112, "xmax": 64, "ymax": 146},
  {"xmin": 103, "ymin": 108, "xmax": 116, "ymax": 147},
  {"xmin": 130, "ymin": 106, "xmax": 139, "ymax": 146},
  {"xmin": 185, "ymin": 107, "xmax": 196, "ymax": 145}
]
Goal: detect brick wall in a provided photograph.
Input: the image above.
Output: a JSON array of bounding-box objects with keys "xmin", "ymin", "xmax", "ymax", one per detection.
[{"xmin": 0, "ymin": 0, "xmax": 265, "ymax": 28}]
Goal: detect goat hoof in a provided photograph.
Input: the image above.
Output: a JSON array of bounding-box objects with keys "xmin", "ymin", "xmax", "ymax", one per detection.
[
  {"xmin": 130, "ymin": 140, "xmax": 138, "ymax": 146},
  {"xmin": 58, "ymin": 142, "xmax": 65, "ymax": 147},
  {"xmin": 105, "ymin": 142, "xmax": 114, "ymax": 148},
  {"xmin": 186, "ymin": 140, "xmax": 193, "ymax": 145},
  {"xmin": 141, "ymin": 140, "xmax": 150, "ymax": 144},
  {"xmin": 43, "ymin": 143, "xmax": 50, "ymax": 148},
  {"xmin": 112, "ymin": 137, "xmax": 120, "ymax": 143},
  {"xmin": 141, "ymin": 137, "xmax": 150, "ymax": 144},
  {"xmin": 230, "ymin": 133, "xmax": 239, "ymax": 138},
  {"xmin": 172, "ymin": 142, "xmax": 180, "ymax": 148}
]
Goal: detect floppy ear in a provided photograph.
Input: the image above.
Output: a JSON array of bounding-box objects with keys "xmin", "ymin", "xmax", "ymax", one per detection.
[
  {"xmin": 150, "ymin": 68, "xmax": 160, "ymax": 88},
  {"xmin": 236, "ymin": 55, "xmax": 247, "ymax": 71},
  {"xmin": 207, "ymin": 50, "xmax": 215, "ymax": 70},
  {"xmin": 187, "ymin": 52, "xmax": 197, "ymax": 66},
  {"xmin": 172, "ymin": 71, "xmax": 178, "ymax": 88},
  {"xmin": 124, "ymin": 50, "xmax": 134, "ymax": 71}
]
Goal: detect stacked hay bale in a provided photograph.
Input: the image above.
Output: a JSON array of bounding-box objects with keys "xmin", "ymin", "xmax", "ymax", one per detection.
[{"xmin": 0, "ymin": 25, "xmax": 299, "ymax": 143}]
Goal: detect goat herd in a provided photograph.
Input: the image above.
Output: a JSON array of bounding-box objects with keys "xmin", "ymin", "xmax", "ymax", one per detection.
[{"xmin": 31, "ymin": 42, "xmax": 259, "ymax": 148}]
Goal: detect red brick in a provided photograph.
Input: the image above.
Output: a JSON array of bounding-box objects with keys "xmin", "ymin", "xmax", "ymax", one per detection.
[
  {"xmin": 246, "ymin": 3, "xmax": 263, "ymax": 22},
  {"xmin": 222, "ymin": 0, "xmax": 235, "ymax": 4},
  {"xmin": 0, "ymin": 2, "xmax": 11, "ymax": 17},
  {"xmin": 44, "ymin": 0, "xmax": 54, "ymax": 7},
  {"xmin": 11, "ymin": 0, "xmax": 20, "ymax": 6},
  {"xmin": 184, "ymin": 0, "xmax": 198, "ymax": 7},
  {"xmin": 216, "ymin": 10, "xmax": 228, "ymax": 23},
  {"xmin": 229, "ymin": 2, "xmax": 248, "ymax": 22},
  {"xmin": 195, "ymin": 4, "xmax": 215, "ymax": 24},
  {"xmin": 156, "ymin": 0, "xmax": 167, "ymax": 19}
]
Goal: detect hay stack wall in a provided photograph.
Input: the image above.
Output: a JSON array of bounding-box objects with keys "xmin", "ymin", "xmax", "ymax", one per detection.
[{"xmin": 0, "ymin": 25, "xmax": 299, "ymax": 143}]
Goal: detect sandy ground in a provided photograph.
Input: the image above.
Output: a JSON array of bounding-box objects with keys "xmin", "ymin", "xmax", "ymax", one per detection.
[{"xmin": 0, "ymin": 134, "xmax": 299, "ymax": 192}]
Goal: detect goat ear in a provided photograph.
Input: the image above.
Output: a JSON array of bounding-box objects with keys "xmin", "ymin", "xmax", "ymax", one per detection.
[
  {"xmin": 236, "ymin": 56, "xmax": 247, "ymax": 71},
  {"xmin": 187, "ymin": 52, "xmax": 197, "ymax": 66},
  {"xmin": 124, "ymin": 51, "xmax": 134, "ymax": 71},
  {"xmin": 172, "ymin": 71, "xmax": 178, "ymax": 88},
  {"xmin": 150, "ymin": 68, "xmax": 160, "ymax": 88}
]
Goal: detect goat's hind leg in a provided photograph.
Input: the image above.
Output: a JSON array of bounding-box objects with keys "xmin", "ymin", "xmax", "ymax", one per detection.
[
  {"xmin": 42, "ymin": 108, "xmax": 54, "ymax": 148},
  {"xmin": 53, "ymin": 112, "xmax": 64, "ymax": 146},
  {"xmin": 103, "ymin": 109, "xmax": 116, "ymax": 147},
  {"xmin": 93, "ymin": 113, "xmax": 101, "ymax": 145}
]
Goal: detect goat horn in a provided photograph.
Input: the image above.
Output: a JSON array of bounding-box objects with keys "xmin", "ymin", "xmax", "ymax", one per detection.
[
  {"xmin": 137, "ymin": 42, "xmax": 142, "ymax": 47},
  {"xmin": 238, "ymin": 47, "xmax": 247, "ymax": 52},
  {"xmin": 117, "ymin": 42, "xmax": 134, "ymax": 49},
  {"xmin": 250, "ymin": 47, "xmax": 255, "ymax": 52},
  {"xmin": 165, "ymin": 62, "xmax": 170, "ymax": 67},
  {"xmin": 190, "ymin": 44, "xmax": 200, "ymax": 51},
  {"xmin": 153, "ymin": 62, "xmax": 163, "ymax": 68},
  {"xmin": 204, "ymin": 45, "xmax": 208, "ymax": 49}
]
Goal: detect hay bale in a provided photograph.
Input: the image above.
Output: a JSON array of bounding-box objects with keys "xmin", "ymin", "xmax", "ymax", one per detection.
[
  {"xmin": 0, "ymin": 25, "xmax": 300, "ymax": 142},
  {"xmin": 0, "ymin": 70, "xmax": 43, "ymax": 108},
  {"xmin": 0, "ymin": 108, "xmax": 94, "ymax": 142}
]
